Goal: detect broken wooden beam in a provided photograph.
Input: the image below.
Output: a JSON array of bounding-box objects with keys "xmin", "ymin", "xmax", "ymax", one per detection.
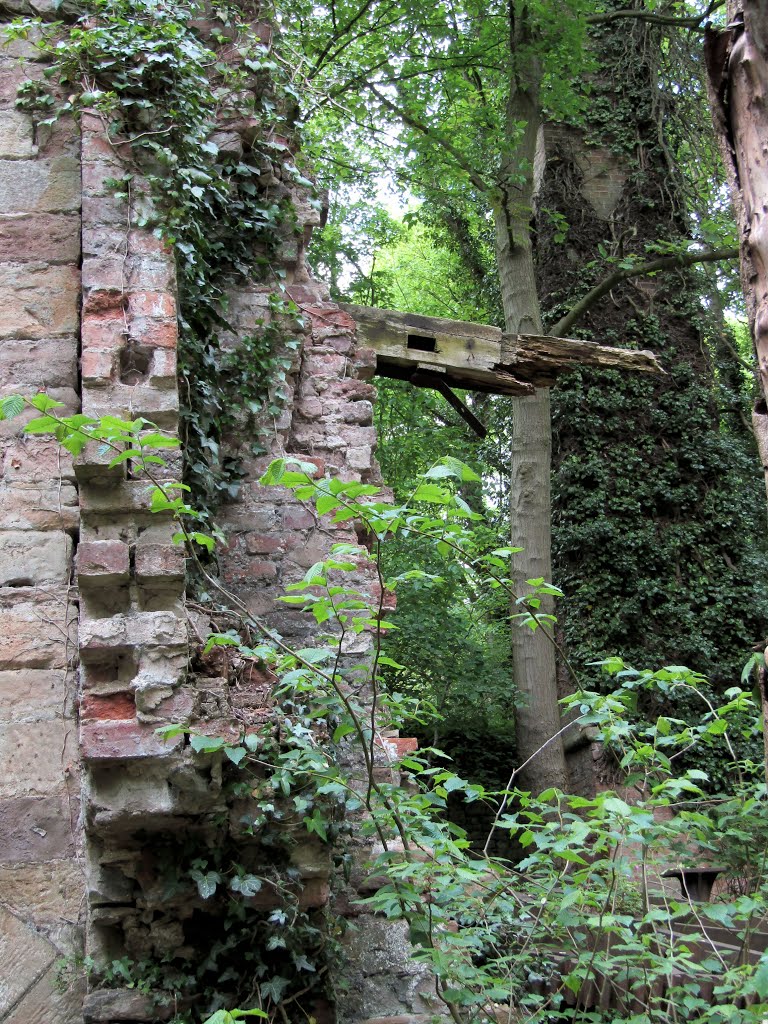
[{"xmin": 341, "ymin": 303, "xmax": 663, "ymax": 395}]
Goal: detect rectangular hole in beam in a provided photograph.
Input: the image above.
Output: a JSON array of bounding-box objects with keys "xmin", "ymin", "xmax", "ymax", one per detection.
[{"xmin": 407, "ymin": 334, "xmax": 437, "ymax": 352}]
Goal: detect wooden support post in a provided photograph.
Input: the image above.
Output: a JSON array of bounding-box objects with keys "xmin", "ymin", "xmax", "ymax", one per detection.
[{"xmin": 410, "ymin": 368, "xmax": 488, "ymax": 438}]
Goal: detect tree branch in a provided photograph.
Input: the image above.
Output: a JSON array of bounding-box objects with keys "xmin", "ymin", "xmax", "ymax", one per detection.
[
  {"xmin": 585, "ymin": 0, "xmax": 725, "ymax": 30},
  {"xmin": 552, "ymin": 247, "xmax": 738, "ymax": 337},
  {"xmin": 367, "ymin": 83, "xmax": 493, "ymax": 197}
]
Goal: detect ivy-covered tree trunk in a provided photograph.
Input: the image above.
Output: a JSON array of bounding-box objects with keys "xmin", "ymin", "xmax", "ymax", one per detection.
[{"xmin": 538, "ymin": 12, "xmax": 768, "ymax": 760}]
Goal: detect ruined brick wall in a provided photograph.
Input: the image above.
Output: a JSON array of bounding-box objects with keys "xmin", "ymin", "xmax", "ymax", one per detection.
[{"xmin": 0, "ymin": 9, "xmax": 437, "ymax": 1023}]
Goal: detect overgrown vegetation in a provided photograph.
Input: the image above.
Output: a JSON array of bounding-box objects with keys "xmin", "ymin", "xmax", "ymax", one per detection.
[
  {"xmin": 5, "ymin": 0, "xmax": 768, "ymax": 1019},
  {"xmin": 5, "ymin": 391, "xmax": 768, "ymax": 1022}
]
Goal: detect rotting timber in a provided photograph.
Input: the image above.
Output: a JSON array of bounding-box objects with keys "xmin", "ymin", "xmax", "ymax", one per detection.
[{"xmin": 342, "ymin": 302, "xmax": 663, "ymax": 396}]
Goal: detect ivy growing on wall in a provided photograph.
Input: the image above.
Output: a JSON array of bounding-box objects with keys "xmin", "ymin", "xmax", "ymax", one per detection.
[{"xmin": 12, "ymin": 0, "xmax": 312, "ymax": 517}]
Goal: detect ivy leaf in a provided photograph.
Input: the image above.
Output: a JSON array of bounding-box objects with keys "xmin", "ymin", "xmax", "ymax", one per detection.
[
  {"xmin": 260, "ymin": 976, "xmax": 291, "ymax": 1004},
  {"xmin": 189, "ymin": 868, "xmax": 221, "ymax": 899},
  {"xmin": 190, "ymin": 734, "xmax": 226, "ymax": 754},
  {"xmin": 230, "ymin": 873, "xmax": 263, "ymax": 897}
]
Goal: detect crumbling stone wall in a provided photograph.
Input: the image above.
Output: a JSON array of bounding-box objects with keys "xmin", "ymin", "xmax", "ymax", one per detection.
[{"xmin": 0, "ymin": 16, "xmax": 84, "ymax": 1023}]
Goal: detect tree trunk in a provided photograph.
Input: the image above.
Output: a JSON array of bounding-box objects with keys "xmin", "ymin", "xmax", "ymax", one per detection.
[
  {"xmin": 706, "ymin": 0, "xmax": 768, "ymax": 774},
  {"xmin": 494, "ymin": 82, "xmax": 569, "ymax": 792}
]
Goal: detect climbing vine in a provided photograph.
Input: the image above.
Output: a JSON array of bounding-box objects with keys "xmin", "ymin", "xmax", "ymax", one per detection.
[{"xmin": 9, "ymin": 0, "xmax": 313, "ymax": 517}]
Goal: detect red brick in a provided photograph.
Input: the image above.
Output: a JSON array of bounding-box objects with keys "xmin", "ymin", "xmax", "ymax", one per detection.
[
  {"xmin": 81, "ymin": 348, "xmax": 114, "ymax": 384},
  {"xmin": 80, "ymin": 692, "xmax": 135, "ymax": 721},
  {"xmin": 149, "ymin": 347, "xmax": 177, "ymax": 384},
  {"xmin": 77, "ymin": 540, "xmax": 130, "ymax": 583},
  {"xmin": 382, "ymin": 737, "xmax": 419, "ymax": 758},
  {"xmin": 80, "ymin": 719, "xmax": 182, "ymax": 760},
  {"xmin": 305, "ymin": 306, "xmax": 356, "ymax": 331},
  {"xmin": 81, "ymin": 256, "xmax": 127, "ymax": 292},
  {"xmin": 83, "ymin": 289, "xmax": 125, "ymax": 316},
  {"xmin": 81, "ymin": 316, "xmax": 127, "ymax": 352},
  {"xmin": 245, "ymin": 534, "xmax": 283, "ymax": 555},
  {"xmin": 129, "ymin": 316, "xmax": 178, "ymax": 349},
  {"xmin": 128, "ymin": 229, "xmax": 172, "ymax": 256},
  {"xmin": 192, "ymin": 720, "xmax": 241, "ymax": 743},
  {"xmin": 285, "ymin": 285, "xmax": 327, "ymax": 305},
  {"xmin": 127, "ymin": 290, "xmax": 176, "ymax": 319},
  {"xmin": 134, "ymin": 543, "xmax": 185, "ymax": 581}
]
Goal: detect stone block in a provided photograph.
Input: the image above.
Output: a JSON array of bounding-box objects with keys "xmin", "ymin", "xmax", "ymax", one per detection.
[
  {"xmin": 0, "ymin": 206, "xmax": 79, "ymax": 262},
  {"xmin": 0, "ymin": 109, "xmax": 35, "ymax": 158},
  {"xmin": 4, "ymin": 963, "xmax": 85, "ymax": 1024},
  {"xmin": 79, "ymin": 611, "xmax": 186, "ymax": 655},
  {"xmin": 0, "ymin": 595, "xmax": 76, "ymax": 669},
  {"xmin": 78, "ymin": 479, "xmax": 165, "ymax": 515},
  {"xmin": 0, "ymin": 905, "xmax": 56, "ymax": 1016},
  {"xmin": 0, "ymin": 482, "xmax": 79, "ymax": 532},
  {"xmin": 2, "ymin": 436, "xmax": 76, "ymax": 484},
  {"xmin": 245, "ymin": 533, "xmax": 284, "ymax": 555},
  {"xmin": 82, "ymin": 386, "xmax": 179, "ymax": 429},
  {"xmin": 0, "ymin": 530, "xmax": 72, "ymax": 586},
  {"xmin": 0, "ymin": 718, "xmax": 76, "ymax": 798},
  {"xmin": 0, "ymin": 263, "xmax": 80, "ymax": 339},
  {"xmin": 0, "ymin": 860, "xmax": 84, "ymax": 925},
  {"xmin": 290, "ymin": 841, "xmax": 332, "ymax": 880},
  {"xmin": 0, "ymin": 669, "xmax": 69, "ymax": 723},
  {"xmin": 73, "ymin": 442, "xmax": 126, "ymax": 483},
  {"xmin": 77, "ymin": 539, "xmax": 130, "ymax": 585},
  {"xmin": 80, "ymin": 718, "xmax": 182, "ymax": 761},
  {"xmin": 346, "ymin": 446, "xmax": 373, "ymax": 471},
  {"xmin": 0, "ymin": 156, "xmax": 80, "ymax": 215},
  {"xmin": 0, "ymin": 792, "xmax": 76, "ymax": 862},
  {"xmin": 83, "ymin": 988, "xmax": 172, "ymax": 1021},
  {"xmin": 350, "ymin": 346, "xmax": 377, "ymax": 380},
  {"xmin": 0, "ymin": 336, "xmax": 78, "ymax": 388}
]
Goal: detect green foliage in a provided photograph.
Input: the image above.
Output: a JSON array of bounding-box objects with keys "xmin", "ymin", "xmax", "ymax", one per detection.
[
  {"xmin": 9, "ymin": 0, "xmax": 308, "ymax": 519},
  {"xmin": 18, "ymin": 388, "xmax": 768, "ymax": 1020}
]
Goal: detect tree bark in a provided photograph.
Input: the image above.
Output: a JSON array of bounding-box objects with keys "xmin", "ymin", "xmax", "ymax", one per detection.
[
  {"xmin": 705, "ymin": 1, "xmax": 768, "ymax": 503},
  {"xmin": 494, "ymin": 78, "xmax": 569, "ymax": 792}
]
